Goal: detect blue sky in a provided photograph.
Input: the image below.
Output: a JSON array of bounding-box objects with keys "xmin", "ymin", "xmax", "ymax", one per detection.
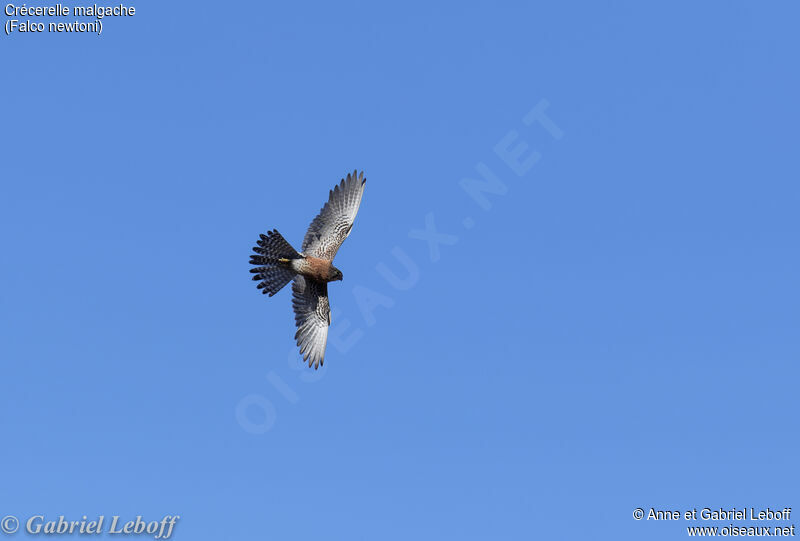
[{"xmin": 1, "ymin": 2, "xmax": 798, "ymax": 539}]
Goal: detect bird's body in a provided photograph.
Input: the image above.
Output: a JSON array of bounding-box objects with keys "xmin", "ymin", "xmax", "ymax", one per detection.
[
  {"xmin": 249, "ymin": 170, "xmax": 366, "ymax": 368},
  {"xmin": 285, "ymin": 256, "xmax": 340, "ymax": 283}
]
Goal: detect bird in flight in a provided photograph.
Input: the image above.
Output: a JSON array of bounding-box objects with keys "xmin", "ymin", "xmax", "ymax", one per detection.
[{"xmin": 249, "ymin": 170, "xmax": 367, "ymax": 369}]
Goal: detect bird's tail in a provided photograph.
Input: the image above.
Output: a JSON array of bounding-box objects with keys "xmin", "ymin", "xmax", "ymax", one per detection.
[{"xmin": 250, "ymin": 229, "xmax": 301, "ymax": 296}]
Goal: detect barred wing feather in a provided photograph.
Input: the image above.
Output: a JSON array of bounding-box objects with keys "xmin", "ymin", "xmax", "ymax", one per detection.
[
  {"xmin": 302, "ymin": 170, "xmax": 366, "ymax": 261},
  {"xmin": 291, "ymin": 275, "xmax": 330, "ymax": 369}
]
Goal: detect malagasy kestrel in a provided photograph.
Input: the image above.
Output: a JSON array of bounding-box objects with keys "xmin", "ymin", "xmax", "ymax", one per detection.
[{"xmin": 249, "ymin": 171, "xmax": 366, "ymax": 368}]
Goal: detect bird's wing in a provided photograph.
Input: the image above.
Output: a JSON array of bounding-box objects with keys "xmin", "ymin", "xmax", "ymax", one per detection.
[
  {"xmin": 302, "ymin": 170, "xmax": 366, "ymax": 261},
  {"xmin": 291, "ymin": 275, "xmax": 330, "ymax": 369}
]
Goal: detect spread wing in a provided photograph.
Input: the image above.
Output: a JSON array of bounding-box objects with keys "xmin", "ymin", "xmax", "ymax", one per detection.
[
  {"xmin": 302, "ymin": 170, "xmax": 366, "ymax": 261},
  {"xmin": 291, "ymin": 275, "xmax": 330, "ymax": 369}
]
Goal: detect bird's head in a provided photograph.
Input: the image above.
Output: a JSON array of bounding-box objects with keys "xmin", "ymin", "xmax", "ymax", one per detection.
[{"xmin": 330, "ymin": 266, "xmax": 344, "ymax": 281}]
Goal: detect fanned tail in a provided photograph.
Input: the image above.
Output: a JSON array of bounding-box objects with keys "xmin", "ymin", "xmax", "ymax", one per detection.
[{"xmin": 249, "ymin": 229, "xmax": 300, "ymax": 296}]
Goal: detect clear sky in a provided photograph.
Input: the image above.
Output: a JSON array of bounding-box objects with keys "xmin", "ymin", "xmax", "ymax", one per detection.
[{"xmin": 1, "ymin": 2, "xmax": 798, "ymax": 540}]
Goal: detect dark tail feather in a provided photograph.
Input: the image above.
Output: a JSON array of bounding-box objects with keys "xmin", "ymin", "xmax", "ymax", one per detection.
[
  {"xmin": 251, "ymin": 229, "xmax": 301, "ymax": 262},
  {"xmin": 250, "ymin": 229, "xmax": 300, "ymax": 296}
]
